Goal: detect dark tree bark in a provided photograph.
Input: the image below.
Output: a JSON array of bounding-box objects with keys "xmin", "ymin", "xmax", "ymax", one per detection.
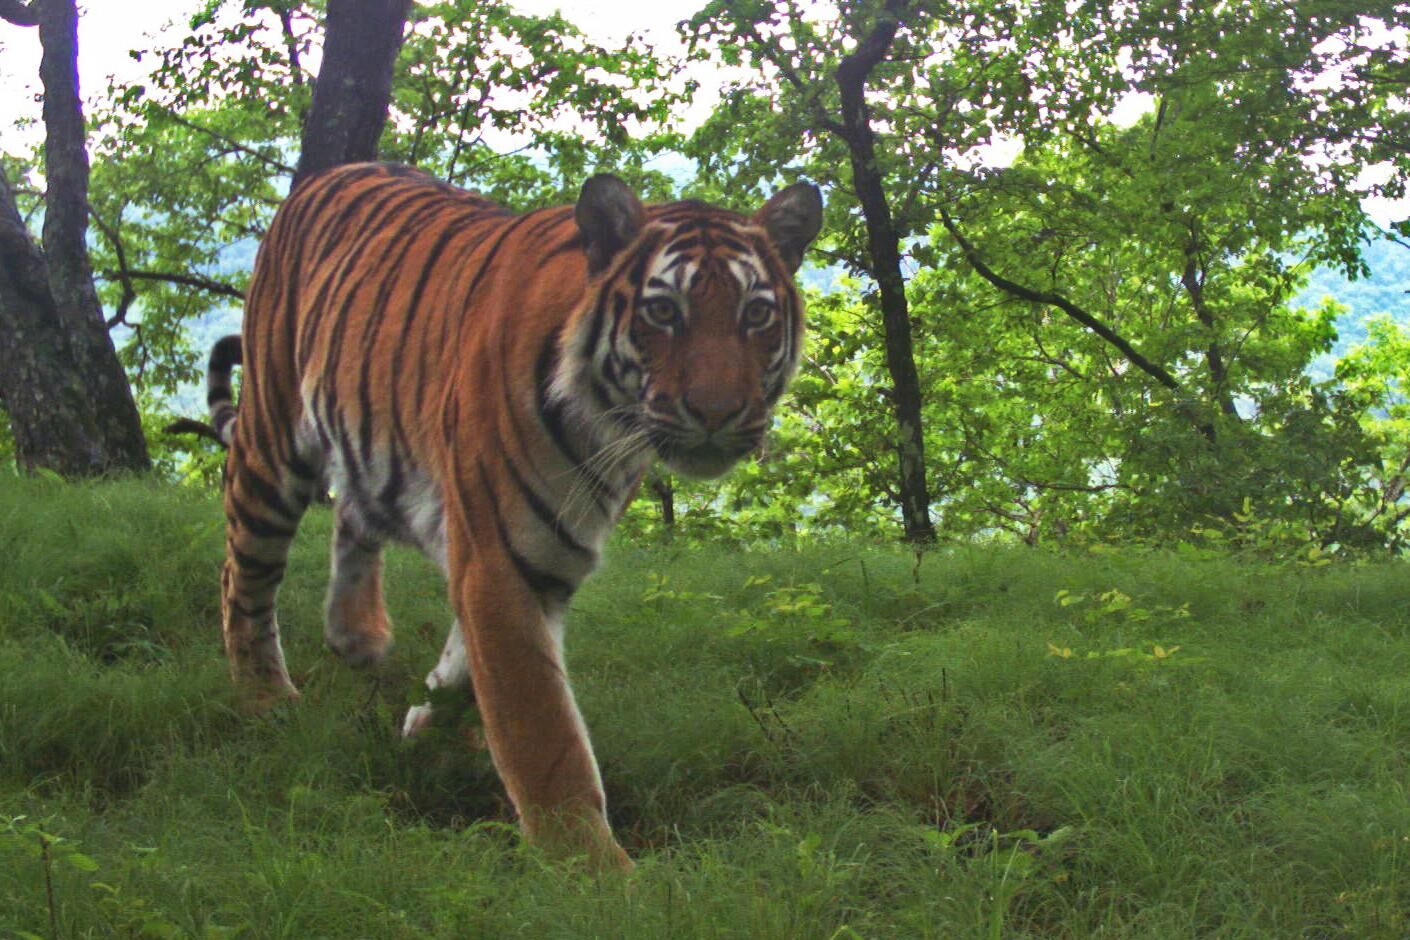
[
  {"xmin": 834, "ymin": 0, "xmax": 936, "ymax": 543},
  {"xmin": 292, "ymin": 0, "xmax": 412, "ymax": 188},
  {"xmin": 648, "ymin": 473, "xmax": 676, "ymax": 533},
  {"xmin": 1180, "ymin": 240, "xmax": 1240, "ymax": 420},
  {"xmin": 0, "ymin": 0, "xmax": 149, "ymax": 475},
  {"xmin": 0, "ymin": 170, "xmax": 111, "ymax": 474}
]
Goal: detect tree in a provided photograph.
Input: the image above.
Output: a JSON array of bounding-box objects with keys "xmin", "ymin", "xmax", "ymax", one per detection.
[
  {"xmin": 293, "ymin": 0, "xmax": 412, "ymax": 187},
  {"xmin": 923, "ymin": 1, "xmax": 1410, "ymax": 541},
  {"xmin": 683, "ymin": 0, "xmax": 1129, "ymax": 542},
  {"xmin": 687, "ymin": 0, "xmax": 942, "ymax": 541},
  {"xmin": 0, "ymin": 0, "xmax": 150, "ymax": 475}
]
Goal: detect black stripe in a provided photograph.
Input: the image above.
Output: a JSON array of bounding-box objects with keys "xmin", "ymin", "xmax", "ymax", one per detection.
[
  {"xmin": 503, "ymin": 454, "xmax": 592, "ymax": 556},
  {"xmin": 590, "ymin": 378, "xmax": 615, "ymax": 415},
  {"xmin": 237, "ymin": 467, "xmax": 298, "ymax": 522},
  {"xmin": 331, "ymin": 418, "xmax": 396, "ymax": 536},
  {"xmin": 661, "ymin": 252, "xmax": 692, "ymax": 272},
  {"xmin": 230, "ymin": 546, "xmax": 286, "ymax": 581},
  {"xmin": 300, "ymin": 189, "xmax": 445, "ymax": 369},
  {"xmin": 308, "ymin": 196, "xmax": 443, "ymax": 467},
  {"xmin": 355, "ymin": 196, "xmax": 463, "ymax": 463},
  {"xmin": 522, "ymin": 205, "xmax": 575, "ymax": 242},
  {"xmin": 581, "ymin": 293, "xmax": 612, "ymax": 365},
  {"xmin": 540, "ymin": 231, "xmax": 585, "ymax": 262},
  {"xmin": 227, "ymin": 496, "xmax": 297, "ymax": 539},
  {"xmin": 478, "ymin": 460, "xmax": 576, "ymax": 607},
  {"xmin": 286, "ymin": 452, "xmax": 319, "ymax": 482},
  {"xmin": 400, "ymin": 206, "xmax": 540, "ymax": 372},
  {"xmin": 533, "ymin": 332, "xmax": 614, "ymax": 510}
]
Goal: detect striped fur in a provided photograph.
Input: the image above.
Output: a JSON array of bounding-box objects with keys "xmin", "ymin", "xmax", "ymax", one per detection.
[{"xmin": 213, "ymin": 162, "xmax": 822, "ymax": 868}]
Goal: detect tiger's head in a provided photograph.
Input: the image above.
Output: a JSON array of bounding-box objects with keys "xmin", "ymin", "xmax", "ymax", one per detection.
[{"xmin": 562, "ymin": 175, "xmax": 823, "ymax": 480}]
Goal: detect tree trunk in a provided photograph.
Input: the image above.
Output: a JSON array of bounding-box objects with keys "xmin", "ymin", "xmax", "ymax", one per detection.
[
  {"xmin": 0, "ymin": 171, "xmax": 111, "ymax": 474},
  {"xmin": 649, "ymin": 473, "xmax": 676, "ymax": 533},
  {"xmin": 1181, "ymin": 248, "xmax": 1240, "ymax": 420},
  {"xmin": 0, "ymin": 0, "xmax": 149, "ymax": 475},
  {"xmin": 835, "ymin": 2, "xmax": 936, "ymax": 543},
  {"xmin": 292, "ymin": 0, "xmax": 412, "ymax": 188}
]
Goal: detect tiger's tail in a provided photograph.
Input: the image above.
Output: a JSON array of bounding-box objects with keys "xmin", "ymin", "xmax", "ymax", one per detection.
[{"xmin": 164, "ymin": 334, "xmax": 242, "ymax": 447}]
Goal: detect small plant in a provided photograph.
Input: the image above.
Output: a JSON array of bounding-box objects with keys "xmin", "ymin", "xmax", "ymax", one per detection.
[
  {"xmin": 723, "ymin": 577, "xmax": 865, "ymax": 692},
  {"xmin": 1045, "ymin": 641, "xmax": 1204, "ymax": 666},
  {"xmin": 640, "ymin": 571, "xmax": 720, "ymax": 612},
  {"xmin": 920, "ymin": 821, "xmax": 1075, "ymax": 940},
  {"xmin": 1185, "ymin": 497, "xmax": 1342, "ymax": 566},
  {"xmin": 2, "ymin": 816, "xmax": 190, "ymax": 939},
  {"xmin": 1054, "ymin": 588, "xmax": 1190, "ymax": 626}
]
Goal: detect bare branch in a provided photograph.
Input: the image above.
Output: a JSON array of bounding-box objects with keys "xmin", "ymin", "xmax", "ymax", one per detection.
[
  {"xmin": 87, "ymin": 204, "xmax": 137, "ymax": 328},
  {"xmin": 98, "ymin": 268, "xmax": 245, "ymax": 300},
  {"xmin": 163, "ymin": 112, "xmax": 296, "ymax": 176}
]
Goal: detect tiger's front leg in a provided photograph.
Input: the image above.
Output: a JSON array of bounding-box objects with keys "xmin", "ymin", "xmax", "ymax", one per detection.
[{"xmin": 451, "ymin": 542, "xmax": 629, "ymax": 871}]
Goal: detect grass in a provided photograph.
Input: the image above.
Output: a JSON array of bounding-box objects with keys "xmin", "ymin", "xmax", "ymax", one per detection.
[{"xmin": 3, "ymin": 474, "xmax": 1410, "ymax": 937}]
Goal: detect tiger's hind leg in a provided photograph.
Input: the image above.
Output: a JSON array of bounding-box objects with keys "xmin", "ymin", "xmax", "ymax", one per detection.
[
  {"xmin": 221, "ymin": 457, "xmax": 318, "ymax": 709},
  {"xmin": 324, "ymin": 503, "xmax": 394, "ymax": 668}
]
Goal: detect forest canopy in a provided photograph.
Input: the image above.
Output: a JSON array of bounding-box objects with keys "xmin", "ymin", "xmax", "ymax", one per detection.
[{"xmin": 2, "ymin": 0, "xmax": 1409, "ymax": 552}]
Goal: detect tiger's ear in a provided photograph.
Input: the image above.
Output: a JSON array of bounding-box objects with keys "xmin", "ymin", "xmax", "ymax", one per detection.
[
  {"xmin": 755, "ymin": 182, "xmax": 823, "ymax": 273},
  {"xmin": 576, "ymin": 174, "xmax": 645, "ymax": 275}
]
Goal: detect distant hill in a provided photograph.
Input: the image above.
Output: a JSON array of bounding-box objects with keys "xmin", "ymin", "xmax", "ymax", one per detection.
[{"xmin": 1300, "ymin": 235, "xmax": 1410, "ymax": 375}]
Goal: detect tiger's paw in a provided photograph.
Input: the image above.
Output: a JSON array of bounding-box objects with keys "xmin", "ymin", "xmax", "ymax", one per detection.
[
  {"xmin": 402, "ymin": 703, "xmax": 433, "ymax": 738},
  {"xmin": 402, "ymin": 704, "xmax": 487, "ymax": 749},
  {"xmin": 237, "ymin": 679, "xmax": 302, "ymax": 715},
  {"xmin": 324, "ymin": 616, "xmax": 393, "ymax": 668}
]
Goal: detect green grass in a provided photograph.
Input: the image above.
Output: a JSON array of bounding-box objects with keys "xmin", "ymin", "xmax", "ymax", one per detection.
[{"xmin": 3, "ymin": 475, "xmax": 1410, "ymax": 937}]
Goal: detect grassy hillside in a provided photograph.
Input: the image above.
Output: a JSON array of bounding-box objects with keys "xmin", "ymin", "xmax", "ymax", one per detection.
[{"xmin": 3, "ymin": 476, "xmax": 1410, "ymax": 937}]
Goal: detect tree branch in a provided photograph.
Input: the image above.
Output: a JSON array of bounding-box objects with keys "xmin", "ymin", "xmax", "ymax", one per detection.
[
  {"xmin": 738, "ymin": 19, "xmax": 845, "ymax": 136},
  {"xmin": 163, "ymin": 112, "xmax": 296, "ymax": 176},
  {"xmin": 99, "ymin": 268, "xmax": 245, "ymax": 300},
  {"xmin": 939, "ymin": 209, "xmax": 1185, "ymax": 394},
  {"xmin": 86, "ymin": 204, "xmax": 136, "ymax": 327},
  {"xmin": 0, "ymin": 0, "xmax": 39, "ymax": 27}
]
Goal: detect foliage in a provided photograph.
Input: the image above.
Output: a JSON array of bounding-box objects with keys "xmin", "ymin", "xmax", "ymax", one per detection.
[
  {"xmin": 5, "ymin": 0, "xmax": 1410, "ymax": 551},
  {"xmin": 383, "ymin": 0, "xmax": 687, "ymax": 208},
  {"xmin": 652, "ymin": 0, "xmax": 1410, "ymax": 546}
]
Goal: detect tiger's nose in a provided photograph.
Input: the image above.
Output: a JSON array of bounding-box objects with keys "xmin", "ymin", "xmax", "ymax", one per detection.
[{"xmin": 683, "ymin": 389, "xmax": 748, "ymax": 432}]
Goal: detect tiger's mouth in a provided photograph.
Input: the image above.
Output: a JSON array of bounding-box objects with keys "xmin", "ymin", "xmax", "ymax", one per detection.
[
  {"xmin": 659, "ymin": 445, "xmax": 745, "ymax": 479},
  {"xmin": 647, "ymin": 423, "xmax": 764, "ymax": 480}
]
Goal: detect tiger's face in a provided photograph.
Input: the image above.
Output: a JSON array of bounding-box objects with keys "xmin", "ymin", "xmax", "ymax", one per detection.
[{"xmin": 570, "ymin": 177, "xmax": 824, "ymax": 480}]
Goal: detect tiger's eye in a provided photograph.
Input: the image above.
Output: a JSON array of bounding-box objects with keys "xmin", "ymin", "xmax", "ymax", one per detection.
[
  {"xmin": 641, "ymin": 298, "xmax": 682, "ymax": 329},
  {"xmin": 741, "ymin": 299, "xmax": 776, "ymax": 330}
]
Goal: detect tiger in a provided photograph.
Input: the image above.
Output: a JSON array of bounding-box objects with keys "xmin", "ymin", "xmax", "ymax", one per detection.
[{"xmin": 209, "ymin": 161, "xmax": 822, "ymax": 870}]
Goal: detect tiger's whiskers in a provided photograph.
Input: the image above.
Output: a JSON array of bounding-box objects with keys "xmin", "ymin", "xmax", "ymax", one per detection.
[{"xmin": 557, "ymin": 418, "xmax": 650, "ymax": 530}]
